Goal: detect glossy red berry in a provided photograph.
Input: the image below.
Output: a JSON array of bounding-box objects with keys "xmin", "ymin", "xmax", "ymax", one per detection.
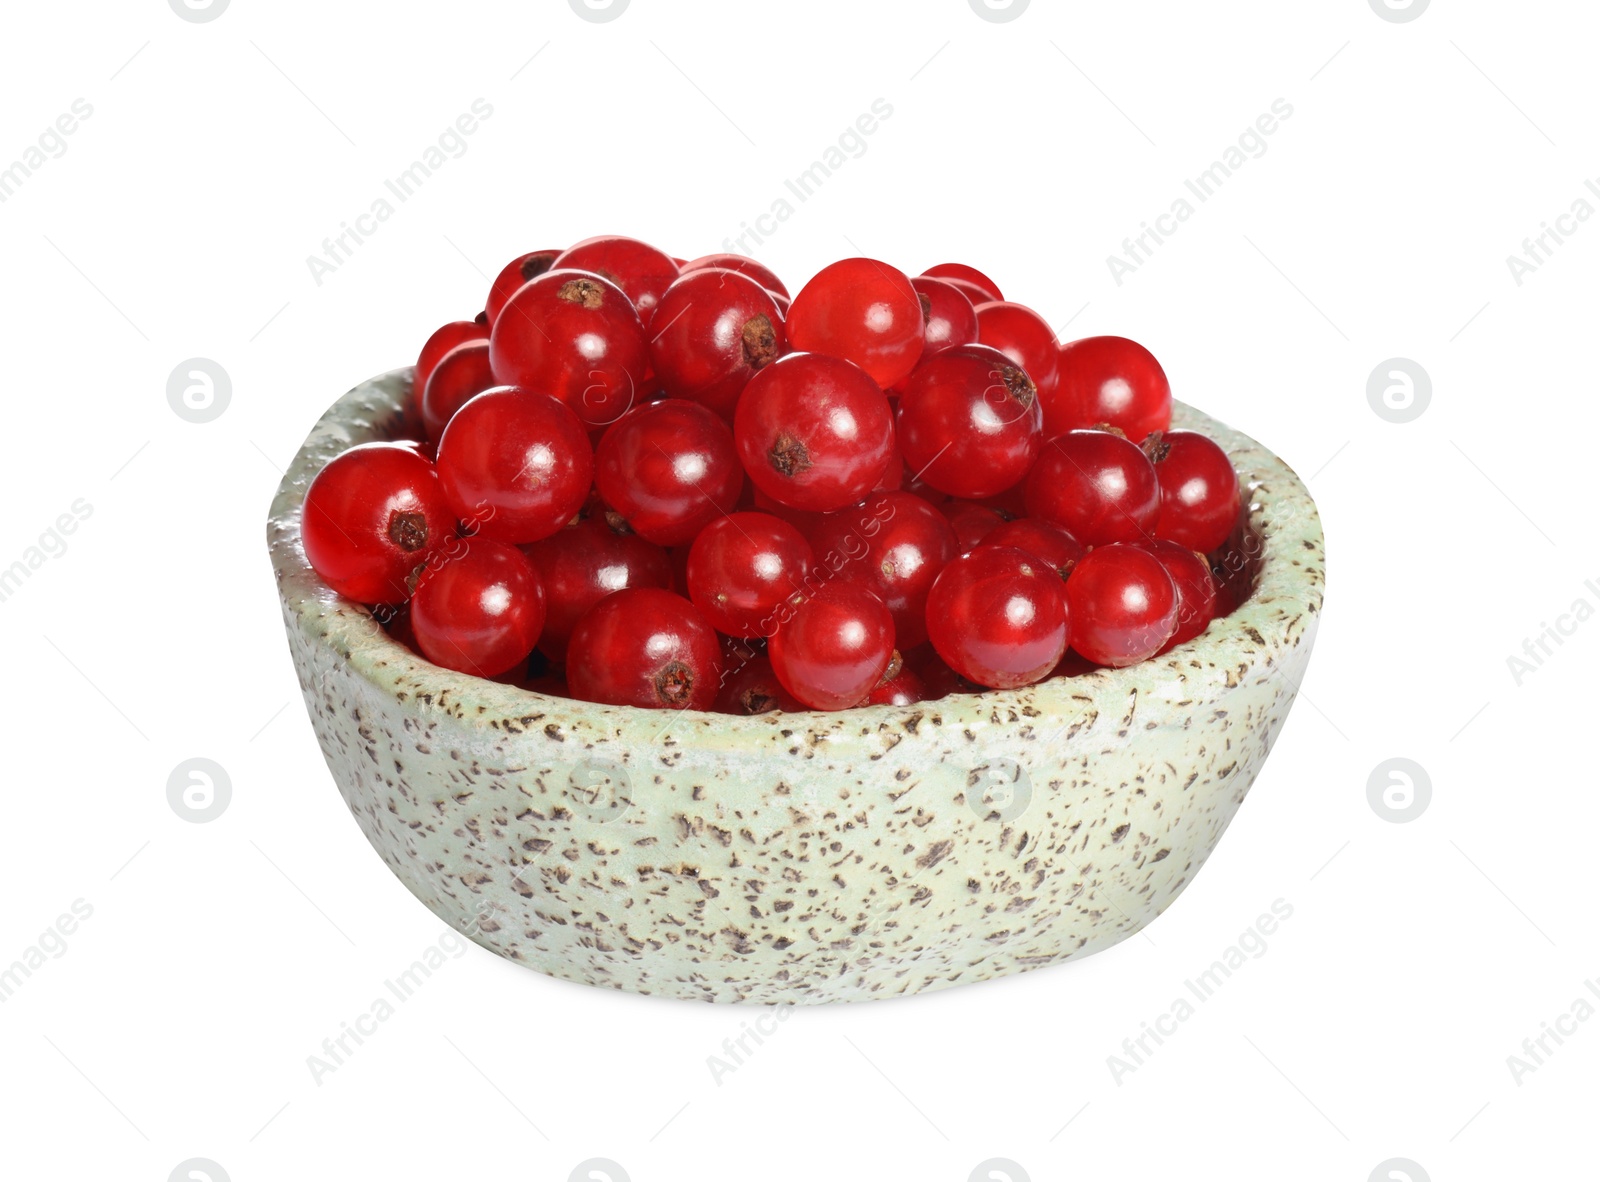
[
  {"xmin": 925, "ymin": 545, "xmax": 1067, "ymax": 689},
  {"xmin": 302, "ymin": 442, "xmax": 456, "ymax": 605},
  {"xmin": 522, "ymin": 518, "xmax": 673, "ymax": 661},
  {"xmin": 682, "ymin": 252, "xmax": 789, "ymax": 298},
  {"xmin": 985, "ymin": 518, "xmax": 1086, "ymax": 581},
  {"xmin": 868, "ymin": 665, "xmax": 925, "ymax": 706},
  {"xmin": 974, "ymin": 301, "xmax": 1063, "ymax": 427},
  {"xmin": 420, "ymin": 340, "xmax": 495, "ymax": 443},
  {"xmin": 436, "ymin": 386, "xmax": 594, "ymax": 543},
  {"xmin": 769, "ymin": 581, "xmax": 895, "ymax": 711},
  {"xmin": 1024, "ymin": 429, "xmax": 1159, "ymax": 547},
  {"xmin": 907, "ymin": 276, "xmax": 979, "ymax": 360},
  {"xmin": 686, "ymin": 512, "xmax": 813, "ymax": 638},
  {"xmin": 485, "ymin": 249, "xmax": 560, "ymax": 324},
  {"xmin": 595, "ymin": 399, "xmax": 743, "ymax": 545},
  {"xmin": 808, "ymin": 491, "xmax": 958, "ymax": 650},
  {"xmin": 648, "ymin": 269, "xmax": 785, "ymax": 419},
  {"xmin": 416, "ymin": 319, "xmax": 488, "ymax": 402},
  {"xmin": 1057, "ymin": 336, "xmax": 1172, "ymax": 440},
  {"xmin": 490, "ymin": 270, "xmax": 649, "ymax": 430},
  {"xmin": 1066, "ymin": 543, "xmax": 1178, "ymax": 667},
  {"xmin": 1137, "ymin": 538, "xmax": 1216, "ymax": 649},
  {"xmin": 787, "ymin": 258, "xmax": 924, "ymax": 388},
  {"xmin": 897, "ymin": 344, "xmax": 1042, "ymax": 499},
  {"xmin": 904, "ymin": 642, "xmax": 979, "ymax": 700},
  {"xmin": 552, "ymin": 235, "xmax": 680, "ymax": 324},
  {"xmin": 942, "ymin": 499, "xmax": 1006, "ymax": 551},
  {"xmin": 1148, "ymin": 429, "xmax": 1240, "ymax": 554},
  {"xmin": 734, "ymin": 353, "xmax": 895, "ymax": 512},
  {"xmin": 409, "ymin": 537, "xmax": 546, "ymax": 678},
  {"xmin": 714, "ymin": 653, "xmax": 803, "ymax": 715},
  {"xmin": 921, "ymin": 263, "xmax": 1002, "ymax": 303},
  {"xmin": 567, "ymin": 587, "xmax": 722, "ymax": 711}
]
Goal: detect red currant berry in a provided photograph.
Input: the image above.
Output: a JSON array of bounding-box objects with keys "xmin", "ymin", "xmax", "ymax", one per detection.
[
  {"xmin": 985, "ymin": 518, "xmax": 1086, "ymax": 581},
  {"xmin": 416, "ymin": 319, "xmax": 488, "ymax": 403},
  {"xmin": 750, "ymin": 487, "xmax": 828, "ymax": 539},
  {"xmin": 648, "ymin": 269, "xmax": 786, "ymax": 419},
  {"xmin": 974, "ymin": 301, "xmax": 1063, "ymax": 425},
  {"xmin": 1147, "ymin": 429, "xmax": 1240, "ymax": 554},
  {"xmin": 1066, "ymin": 543, "xmax": 1178, "ymax": 667},
  {"xmin": 420, "ymin": 340, "xmax": 495, "ymax": 443},
  {"xmin": 1024, "ymin": 429, "xmax": 1159, "ymax": 547},
  {"xmin": 410, "ymin": 537, "xmax": 546, "ymax": 678},
  {"xmin": 808, "ymin": 491, "xmax": 958, "ymax": 650},
  {"xmin": 485, "ymin": 249, "xmax": 560, "ymax": 325},
  {"xmin": 786, "ymin": 258, "xmax": 924, "ymax": 388},
  {"xmin": 769, "ymin": 581, "xmax": 895, "ymax": 711},
  {"xmin": 522, "ymin": 518, "xmax": 673, "ymax": 661},
  {"xmin": 1057, "ymin": 335, "xmax": 1172, "ymax": 440},
  {"xmin": 871, "ymin": 436, "xmax": 905, "ymax": 492},
  {"xmin": 921, "ymin": 263, "xmax": 1003, "ymax": 303},
  {"xmin": 436, "ymin": 386, "xmax": 594, "ymax": 543},
  {"xmin": 897, "ymin": 344, "xmax": 1042, "ymax": 499},
  {"xmin": 567, "ymin": 587, "xmax": 722, "ymax": 711},
  {"xmin": 302, "ymin": 442, "xmax": 456, "ymax": 605},
  {"xmin": 868, "ymin": 665, "xmax": 925, "ymax": 706},
  {"xmin": 714, "ymin": 653, "xmax": 803, "ymax": 715},
  {"xmin": 551, "ymin": 235, "xmax": 680, "ymax": 324},
  {"xmin": 925, "ymin": 545, "xmax": 1067, "ymax": 689},
  {"xmin": 908, "ymin": 276, "xmax": 979, "ymax": 359},
  {"xmin": 490, "ymin": 270, "xmax": 649, "ymax": 430},
  {"xmin": 381, "ymin": 603, "xmax": 419, "ymax": 653},
  {"xmin": 1136, "ymin": 538, "xmax": 1216, "ymax": 649},
  {"xmin": 734, "ymin": 353, "xmax": 895, "ymax": 512},
  {"xmin": 904, "ymin": 642, "xmax": 979, "ymax": 700},
  {"xmin": 682, "ymin": 252, "xmax": 789, "ymax": 299},
  {"xmin": 686, "ymin": 512, "xmax": 813, "ymax": 638},
  {"xmin": 595, "ymin": 399, "xmax": 743, "ymax": 545},
  {"xmin": 941, "ymin": 499, "xmax": 1006, "ymax": 551}
]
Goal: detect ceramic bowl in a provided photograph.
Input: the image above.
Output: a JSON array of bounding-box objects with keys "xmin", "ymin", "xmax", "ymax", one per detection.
[{"xmin": 267, "ymin": 369, "xmax": 1324, "ymax": 1004}]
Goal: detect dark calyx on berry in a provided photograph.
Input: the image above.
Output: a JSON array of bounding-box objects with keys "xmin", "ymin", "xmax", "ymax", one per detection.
[
  {"xmin": 387, "ymin": 511, "xmax": 430, "ymax": 552},
  {"xmin": 655, "ymin": 660, "xmax": 695, "ymax": 706},
  {"xmin": 742, "ymin": 315, "xmax": 779, "ymax": 367},
  {"xmin": 768, "ymin": 432, "xmax": 812, "ymax": 476},
  {"xmin": 997, "ymin": 363, "xmax": 1035, "ymax": 408},
  {"xmin": 558, "ymin": 278, "xmax": 606, "ymax": 309}
]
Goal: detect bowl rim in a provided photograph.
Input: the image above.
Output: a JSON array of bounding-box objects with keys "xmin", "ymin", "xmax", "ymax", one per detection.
[{"xmin": 267, "ymin": 368, "xmax": 1324, "ymax": 753}]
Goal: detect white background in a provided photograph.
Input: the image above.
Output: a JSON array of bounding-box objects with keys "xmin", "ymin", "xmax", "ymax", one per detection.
[{"xmin": 2, "ymin": 1, "xmax": 1594, "ymax": 1179}]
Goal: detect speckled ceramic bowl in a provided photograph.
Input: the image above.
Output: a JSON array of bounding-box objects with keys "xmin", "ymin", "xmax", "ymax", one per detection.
[{"xmin": 268, "ymin": 369, "xmax": 1323, "ymax": 1004}]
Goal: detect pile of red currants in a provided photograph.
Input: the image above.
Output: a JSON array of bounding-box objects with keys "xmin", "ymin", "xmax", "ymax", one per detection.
[{"xmin": 301, "ymin": 236, "xmax": 1243, "ymax": 714}]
